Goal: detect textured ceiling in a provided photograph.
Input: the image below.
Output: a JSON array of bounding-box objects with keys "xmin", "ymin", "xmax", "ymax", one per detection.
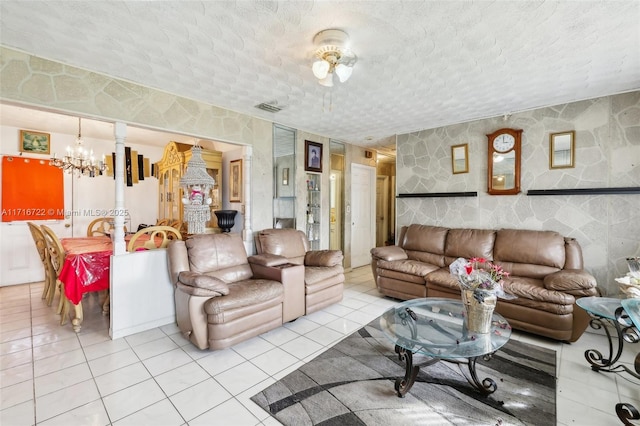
[{"xmin": 1, "ymin": 1, "xmax": 639, "ymax": 149}]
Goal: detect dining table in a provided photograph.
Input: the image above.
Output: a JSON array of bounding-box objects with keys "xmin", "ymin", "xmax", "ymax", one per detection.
[{"xmin": 58, "ymin": 234, "xmax": 150, "ymax": 332}]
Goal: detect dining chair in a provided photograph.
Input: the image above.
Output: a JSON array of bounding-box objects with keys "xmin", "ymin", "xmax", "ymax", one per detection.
[
  {"xmin": 40, "ymin": 224, "xmax": 70, "ymax": 324},
  {"xmin": 27, "ymin": 222, "xmax": 57, "ymax": 305},
  {"xmin": 156, "ymin": 218, "xmax": 170, "ymax": 226},
  {"xmin": 127, "ymin": 225, "xmax": 183, "ymax": 252},
  {"xmin": 87, "ymin": 217, "xmax": 127, "ymax": 236}
]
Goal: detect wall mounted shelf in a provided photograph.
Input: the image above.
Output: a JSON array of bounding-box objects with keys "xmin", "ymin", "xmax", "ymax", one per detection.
[
  {"xmin": 397, "ymin": 192, "xmax": 478, "ymax": 198},
  {"xmin": 527, "ymin": 187, "xmax": 640, "ymax": 196}
]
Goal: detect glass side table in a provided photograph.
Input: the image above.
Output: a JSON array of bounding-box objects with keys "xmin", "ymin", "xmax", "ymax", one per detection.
[
  {"xmin": 379, "ymin": 298, "xmax": 511, "ymax": 397},
  {"xmin": 576, "ymin": 296, "xmax": 636, "ymax": 373},
  {"xmin": 615, "ymin": 298, "xmax": 640, "ymax": 426}
]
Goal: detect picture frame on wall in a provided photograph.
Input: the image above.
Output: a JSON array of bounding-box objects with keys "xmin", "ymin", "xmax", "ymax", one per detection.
[
  {"xmin": 305, "ymin": 140, "xmax": 323, "ymax": 172},
  {"xmin": 19, "ymin": 130, "xmax": 50, "ymax": 155},
  {"xmin": 229, "ymin": 159, "xmax": 243, "ymax": 203}
]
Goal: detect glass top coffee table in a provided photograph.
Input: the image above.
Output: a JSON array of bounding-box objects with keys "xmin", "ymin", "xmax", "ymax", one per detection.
[{"xmin": 379, "ymin": 298, "xmax": 511, "ymax": 397}]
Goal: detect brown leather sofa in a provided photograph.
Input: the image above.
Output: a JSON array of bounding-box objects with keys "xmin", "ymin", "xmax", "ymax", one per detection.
[
  {"xmin": 167, "ymin": 232, "xmax": 304, "ymax": 350},
  {"xmin": 255, "ymin": 229, "xmax": 345, "ymax": 314},
  {"xmin": 371, "ymin": 225, "xmax": 598, "ymax": 342}
]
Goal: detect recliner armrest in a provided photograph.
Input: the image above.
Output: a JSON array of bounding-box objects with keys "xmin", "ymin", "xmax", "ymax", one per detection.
[
  {"xmin": 370, "ymin": 245, "xmax": 408, "ymax": 261},
  {"xmin": 248, "ymin": 253, "xmax": 290, "ymax": 267},
  {"xmin": 177, "ymin": 271, "xmax": 229, "ymax": 297},
  {"xmin": 305, "ymin": 250, "xmax": 343, "ymax": 267}
]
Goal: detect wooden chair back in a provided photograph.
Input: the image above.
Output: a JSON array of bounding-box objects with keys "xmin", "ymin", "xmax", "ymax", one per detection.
[
  {"xmin": 127, "ymin": 225, "xmax": 182, "ymax": 252},
  {"xmin": 40, "ymin": 225, "xmax": 66, "ymax": 275},
  {"xmin": 87, "ymin": 217, "xmax": 127, "ymax": 236}
]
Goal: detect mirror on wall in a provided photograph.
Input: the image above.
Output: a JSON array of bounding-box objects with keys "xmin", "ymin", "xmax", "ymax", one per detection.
[
  {"xmin": 273, "ymin": 125, "xmax": 296, "ymax": 228},
  {"xmin": 329, "ymin": 140, "xmax": 345, "ymax": 252},
  {"xmin": 451, "ymin": 143, "xmax": 469, "ymax": 174},
  {"xmin": 550, "ymin": 131, "xmax": 575, "ymax": 169}
]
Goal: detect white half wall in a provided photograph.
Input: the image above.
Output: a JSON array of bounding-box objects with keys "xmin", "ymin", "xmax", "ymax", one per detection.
[{"xmin": 110, "ymin": 249, "xmax": 175, "ymax": 339}]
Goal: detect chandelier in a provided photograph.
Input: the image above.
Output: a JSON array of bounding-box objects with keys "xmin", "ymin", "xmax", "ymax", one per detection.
[
  {"xmin": 50, "ymin": 117, "xmax": 106, "ymax": 177},
  {"xmin": 311, "ymin": 29, "xmax": 357, "ymax": 87}
]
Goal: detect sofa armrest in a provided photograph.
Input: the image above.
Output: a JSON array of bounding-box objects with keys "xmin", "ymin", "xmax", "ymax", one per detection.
[
  {"xmin": 248, "ymin": 253, "xmax": 289, "ymax": 267},
  {"xmin": 249, "ymin": 263, "xmax": 305, "ymax": 322},
  {"xmin": 543, "ymin": 269, "xmax": 597, "ymax": 294},
  {"xmin": 305, "ymin": 250, "xmax": 343, "ymax": 267},
  {"xmin": 371, "ymin": 245, "xmax": 408, "ymax": 261},
  {"xmin": 167, "ymin": 240, "xmax": 190, "ymax": 285},
  {"xmin": 177, "ymin": 271, "xmax": 229, "ymax": 297}
]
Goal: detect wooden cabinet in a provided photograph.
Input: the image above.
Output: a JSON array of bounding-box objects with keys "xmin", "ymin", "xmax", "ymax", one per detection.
[{"xmin": 156, "ymin": 142, "xmax": 222, "ymax": 229}]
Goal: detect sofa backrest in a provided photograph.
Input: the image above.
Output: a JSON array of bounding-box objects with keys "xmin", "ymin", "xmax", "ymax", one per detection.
[
  {"xmin": 185, "ymin": 233, "xmax": 253, "ymax": 282},
  {"xmin": 400, "ymin": 224, "xmax": 448, "ymax": 267},
  {"xmin": 493, "ymin": 229, "xmax": 566, "ymax": 278},
  {"xmin": 444, "ymin": 228, "xmax": 496, "ymax": 265},
  {"xmin": 255, "ymin": 228, "xmax": 308, "ymax": 265}
]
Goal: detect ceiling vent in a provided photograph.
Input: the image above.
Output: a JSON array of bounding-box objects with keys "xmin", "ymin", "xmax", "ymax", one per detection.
[{"xmin": 255, "ymin": 102, "xmax": 282, "ymax": 113}]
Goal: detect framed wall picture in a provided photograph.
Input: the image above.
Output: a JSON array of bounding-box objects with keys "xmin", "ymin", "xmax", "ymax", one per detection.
[
  {"xmin": 19, "ymin": 130, "xmax": 50, "ymax": 155},
  {"xmin": 305, "ymin": 140, "xmax": 323, "ymax": 172},
  {"xmin": 451, "ymin": 143, "xmax": 469, "ymax": 174},
  {"xmin": 229, "ymin": 159, "xmax": 243, "ymax": 203},
  {"xmin": 549, "ymin": 131, "xmax": 575, "ymax": 169}
]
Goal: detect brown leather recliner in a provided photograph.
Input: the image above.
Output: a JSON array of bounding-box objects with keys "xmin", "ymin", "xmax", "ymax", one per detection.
[
  {"xmin": 255, "ymin": 229, "xmax": 345, "ymax": 314},
  {"xmin": 167, "ymin": 232, "xmax": 304, "ymax": 350}
]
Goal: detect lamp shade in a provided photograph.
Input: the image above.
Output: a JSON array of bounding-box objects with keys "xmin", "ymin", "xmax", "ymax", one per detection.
[
  {"xmin": 312, "ymin": 60, "xmax": 330, "ymax": 79},
  {"xmin": 334, "ymin": 63, "xmax": 353, "ymax": 82},
  {"xmin": 318, "ymin": 72, "xmax": 334, "ymax": 87}
]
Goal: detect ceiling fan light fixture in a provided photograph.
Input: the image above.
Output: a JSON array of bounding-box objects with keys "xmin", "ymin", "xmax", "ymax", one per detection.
[{"xmin": 311, "ymin": 28, "xmax": 356, "ymax": 86}]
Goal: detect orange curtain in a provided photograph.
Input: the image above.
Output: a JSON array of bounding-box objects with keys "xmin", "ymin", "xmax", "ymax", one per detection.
[{"xmin": 1, "ymin": 156, "xmax": 64, "ymax": 222}]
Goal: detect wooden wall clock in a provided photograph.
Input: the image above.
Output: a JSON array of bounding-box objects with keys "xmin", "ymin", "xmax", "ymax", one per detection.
[{"xmin": 487, "ymin": 128, "xmax": 522, "ymax": 195}]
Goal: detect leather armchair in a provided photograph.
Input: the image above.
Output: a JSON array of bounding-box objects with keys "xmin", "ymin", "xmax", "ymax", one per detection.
[
  {"xmin": 167, "ymin": 232, "xmax": 304, "ymax": 350},
  {"xmin": 255, "ymin": 229, "xmax": 344, "ymax": 314}
]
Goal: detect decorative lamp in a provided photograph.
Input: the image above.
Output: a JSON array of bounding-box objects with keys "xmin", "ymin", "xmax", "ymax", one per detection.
[
  {"xmin": 180, "ymin": 146, "xmax": 215, "ymax": 234},
  {"xmin": 311, "ymin": 29, "xmax": 357, "ymax": 86}
]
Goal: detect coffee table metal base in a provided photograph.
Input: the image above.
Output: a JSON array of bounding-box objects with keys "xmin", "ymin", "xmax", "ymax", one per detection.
[{"xmin": 394, "ymin": 344, "xmax": 498, "ymax": 397}]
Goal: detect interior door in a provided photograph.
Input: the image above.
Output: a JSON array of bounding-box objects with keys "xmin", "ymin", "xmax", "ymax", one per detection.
[{"xmin": 350, "ymin": 164, "xmax": 376, "ymax": 268}]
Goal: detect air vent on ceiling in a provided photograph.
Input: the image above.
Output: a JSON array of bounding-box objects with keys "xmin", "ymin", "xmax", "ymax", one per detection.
[{"xmin": 255, "ymin": 102, "xmax": 282, "ymax": 113}]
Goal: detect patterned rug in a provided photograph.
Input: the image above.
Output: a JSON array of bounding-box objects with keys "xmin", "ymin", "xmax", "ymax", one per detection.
[{"xmin": 251, "ymin": 317, "xmax": 556, "ymax": 426}]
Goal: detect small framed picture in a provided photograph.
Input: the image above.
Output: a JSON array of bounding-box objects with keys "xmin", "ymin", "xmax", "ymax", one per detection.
[
  {"xmin": 229, "ymin": 159, "xmax": 243, "ymax": 203},
  {"xmin": 20, "ymin": 130, "xmax": 50, "ymax": 155},
  {"xmin": 305, "ymin": 140, "xmax": 323, "ymax": 172}
]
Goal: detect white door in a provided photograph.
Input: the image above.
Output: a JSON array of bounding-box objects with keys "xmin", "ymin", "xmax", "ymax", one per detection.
[{"xmin": 351, "ymin": 164, "xmax": 376, "ymax": 268}]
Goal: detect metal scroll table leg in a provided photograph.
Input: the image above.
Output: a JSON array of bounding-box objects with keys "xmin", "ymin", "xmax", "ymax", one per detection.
[
  {"xmin": 616, "ymin": 403, "xmax": 640, "ymax": 425},
  {"xmin": 465, "ymin": 355, "xmax": 498, "ymax": 396},
  {"xmin": 395, "ymin": 345, "xmax": 420, "ymax": 397}
]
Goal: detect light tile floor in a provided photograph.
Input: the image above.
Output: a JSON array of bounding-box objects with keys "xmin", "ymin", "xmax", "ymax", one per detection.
[{"xmin": 1, "ymin": 266, "xmax": 638, "ymax": 425}]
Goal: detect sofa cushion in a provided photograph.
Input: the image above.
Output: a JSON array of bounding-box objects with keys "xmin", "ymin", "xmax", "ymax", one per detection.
[
  {"xmin": 378, "ymin": 259, "xmax": 439, "ymax": 278},
  {"xmin": 305, "ymin": 264, "xmax": 344, "ymax": 285},
  {"xmin": 401, "ymin": 224, "xmax": 448, "ymax": 254},
  {"xmin": 256, "ymin": 229, "xmax": 308, "ymax": 259},
  {"xmin": 371, "ymin": 245, "xmax": 408, "ymax": 261},
  {"xmin": 186, "ymin": 233, "xmax": 253, "ymax": 282},
  {"xmin": 444, "ymin": 228, "xmax": 496, "ymax": 261},
  {"xmin": 204, "ymin": 280, "xmax": 283, "ymax": 324},
  {"xmin": 493, "ymin": 229, "xmax": 565, "ymax": 269}
]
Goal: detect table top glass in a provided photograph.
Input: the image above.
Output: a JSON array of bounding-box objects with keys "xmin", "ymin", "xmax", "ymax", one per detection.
[
  {"xmin": 379, "ymin": 298, "xmax": 511, "ymax": 359},
  {"xmin": 621, "ymin": 299, "xmax": 640, "ymax": 329},
  {"xmin": 576, "ymin": 296, "xmax": 623, "ymax": 321}
]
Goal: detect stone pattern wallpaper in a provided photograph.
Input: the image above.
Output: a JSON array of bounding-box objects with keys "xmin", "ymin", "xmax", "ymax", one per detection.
[{"xmin": 396, "ymin": 92, "xmax": 640, "ymax": 295}]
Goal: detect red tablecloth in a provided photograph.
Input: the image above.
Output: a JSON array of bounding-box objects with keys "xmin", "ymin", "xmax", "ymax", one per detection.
[{"xmin": 59, "ymin": 237, "xmax": 112, "ymax": 304}]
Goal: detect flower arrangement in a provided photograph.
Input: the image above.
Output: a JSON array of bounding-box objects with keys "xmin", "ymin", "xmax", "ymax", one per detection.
[{"xmin": 450, "ymin": 257, "xmax": 515, "ymax": 303}]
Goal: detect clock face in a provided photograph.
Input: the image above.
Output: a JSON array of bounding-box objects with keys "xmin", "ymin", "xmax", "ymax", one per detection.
[{"xmin": 493, "ymin": 134, "xmax": 515, "ymax": 152}]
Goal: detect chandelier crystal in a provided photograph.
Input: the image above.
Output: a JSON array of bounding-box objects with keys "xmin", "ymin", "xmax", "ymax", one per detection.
[
  {"xmin": 311, "ymin": 29, "xmax": 357, "ymax": 87},
  {"xmin": 50, "ymin": 117, "xmax": 106, "ymax": 177}
]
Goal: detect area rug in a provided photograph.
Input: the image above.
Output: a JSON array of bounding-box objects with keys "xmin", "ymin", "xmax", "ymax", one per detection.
[{"xmin": 251, "ymin": 317, "xmax": 556, "ymax": 426}]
